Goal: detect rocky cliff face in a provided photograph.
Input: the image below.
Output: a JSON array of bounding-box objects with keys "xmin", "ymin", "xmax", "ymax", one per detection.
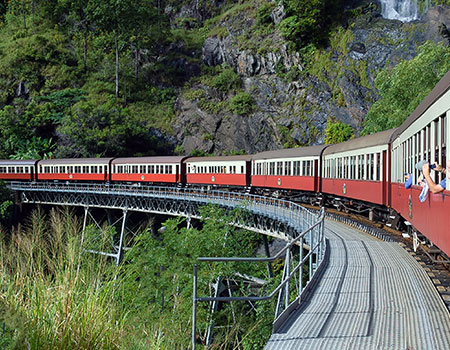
[{"xmin": 170, "ymin": 1, "xmax": 450, "ymax": 155}]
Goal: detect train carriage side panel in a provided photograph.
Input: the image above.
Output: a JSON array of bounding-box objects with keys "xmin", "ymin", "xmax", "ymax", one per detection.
[
  {"xmin": 322, "ymin": 128, "xmax": 397, "ymax": 205},
  {"xmin": 251, "ymin": 145, "xmax": 328, "ymax": 192},
  {"xmin": 390, "ymin": 69, "xmax": 450, "ymax": 256},
  {"xmin": 0, "ymin": 160, "xmax": 38, "ymax": 181},
  {"xmin": 186, "ymin": 156, "xmax": 252, "ymax": 187},
  {"xmin": 38, "ymin": 158, "xmax": 113, "ymax": 181},
  {"xmin": 111, "ymin": 156, "xmax": 187, "ymax": 184}
]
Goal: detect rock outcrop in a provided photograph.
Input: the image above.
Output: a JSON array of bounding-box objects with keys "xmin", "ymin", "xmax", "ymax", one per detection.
[{"xmin": 172, "ymin": 1, "xmax": 450, "ymax": 155}]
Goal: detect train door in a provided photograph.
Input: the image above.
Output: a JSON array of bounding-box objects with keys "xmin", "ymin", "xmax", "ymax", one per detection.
[
  {"xmin": 314, "ymin": 159, "xmax": 319, "ymax": 192},
  {"xmin": 246, "ymin": 161, "xmax": 251, "ymax": 187},
  {"xmin": 382, "ymin": 150, "xmax": 388, "ymax": 206}
]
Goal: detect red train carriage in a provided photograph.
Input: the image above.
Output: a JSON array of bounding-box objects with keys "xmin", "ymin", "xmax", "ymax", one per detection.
[
  {"xmin": 111, "ymin": 156, "xmax": 187, "ymax": 184},
  {"xmin": 0, "ymin": 160, "xmax": 37, "ymax": 181},
  {"xmin": 38, "ymin": 158, "xmax": 113, "ymax": 181},
  {"xmin": 185, "ymin": 156, "xmax": 252, "ymax": 187},
  {"xmin": 251, "ymin": 145, "xmax": 328, "ymax": 195},
  {"xmin": 322, "ymin": 128, "xmax": 396, "ymax": 208},
  {"xmin": 390, "ymin": 70, "xmax": 450, "ymax": 257}
]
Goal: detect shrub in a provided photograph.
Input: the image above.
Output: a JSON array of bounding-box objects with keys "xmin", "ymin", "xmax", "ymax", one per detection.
[
  {"xmin": 325, "ymin": 118, "xmax": 354, "ymax": 144},
  {"xmin": 257, "ymin": 2, "xmax": 275, "ymax": 25},
  {"xmin": 211, "ymin": 67, "xmax": 241, "ymax": 93},
  {"xmin": 229, "ymin": 92, "xmax": 255, "ymax": 115}
]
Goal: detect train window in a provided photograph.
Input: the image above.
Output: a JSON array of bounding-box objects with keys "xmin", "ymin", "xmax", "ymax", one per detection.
[
  {"xmin": 188, "ymin": 166, "xmax": 191, "ymax": 173},
  {"xmin": 68, "ymin": 166, "xmax": 73, "ymax": 173},
  {"xmin": 44, "ymin": 166, "xmax": 50, "ymax": 173},
  {"xmin": 139, "ymin": 165, "xmax": 144, "ymax": 173},
  {"xmin": 0, "ymin": 167, "xmax": 4, "ymax": 173},
  {"xmin": 91, "ymin": 166, "xmax": 97, "ymax": 174},
  {"xmin": 276, "ymin": 162, "xmax": 282, "ymax": 176},
  {"xmin": 156, "ymin": 165, "xmax": 160, "ymax": 174},
  {"xmin": 176, "ymin": 165, "xmax": 179, "ymax": 174},
  {"xmin": 269, "ymin": 162, "xmax": 274, "ymax": 175},
  {"xmin": 370, "ymin": 154, "xmax": 375, "ymax": 181},
  {"xmin": 284, "ymin": 161, "xmax": 291, "ymax": 176},
  {"xmin": 441, "ymin": 115, "xmax": 446, "ymax": 172},
  {"xmin": 24, "ymin": 167, "xmax": 28, "ymax": 173},
  {"xmin": 165, "ymin": 165, "xmax": 169, "ymax": 174},
  {"xmin": 376, "ymin": 153, "xmax": 381, "ymax": 181}
]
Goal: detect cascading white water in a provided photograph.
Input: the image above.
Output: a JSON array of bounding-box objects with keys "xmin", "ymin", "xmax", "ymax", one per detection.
[{"xmin": 380, "ymin": 0, "xmax": 428, "ymax": 22}]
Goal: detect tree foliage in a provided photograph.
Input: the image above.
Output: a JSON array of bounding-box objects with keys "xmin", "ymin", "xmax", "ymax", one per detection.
[
  {"xmin": 324, "ymin": 118, "xmax": 354, "ymax": 144},
  {"xmin": 280, "ymin": 0, "xmax": 344, "ymax": 47},
  {"xmin": 362, "ymin": 42, "xmax": 450, "ymax": 135}
]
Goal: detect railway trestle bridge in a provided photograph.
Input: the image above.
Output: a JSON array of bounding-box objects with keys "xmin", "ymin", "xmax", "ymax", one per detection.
[{"xmin": 9, "ymin": 181, "xmax": 327, "ymax": 348}]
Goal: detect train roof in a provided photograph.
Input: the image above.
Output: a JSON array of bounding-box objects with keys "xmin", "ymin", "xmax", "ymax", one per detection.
[
  {"xmin": 391, "ymin": 69, "xmax": 450, "ymax": 141},
  {"xmin": 39, "ymin": 158, "xmax": 113, "ymax": 165},
  {"xmin": 0, "ymin": 159, "xmax": 37, "ymax": 165},
  {"xmin": 186, "ymin": 155, "xmax": 252, "ymax": 162},
  {"xmin": 252, "ymin": 145, "xmax": 329, "ymax": 160},
  {"xmin": 112, "ymin": 156, "xmax": 187, "ymax": 164},
  {"xmin": 323, "ymin": 128, "xmax": 397, "ymax": 156}
]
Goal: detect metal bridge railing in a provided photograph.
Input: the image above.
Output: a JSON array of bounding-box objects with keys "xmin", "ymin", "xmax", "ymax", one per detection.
[
  {"xmin": 9, "ymin": 181, "xmax": 317, "ymax": 233},
  {"xmin": 192, "ymin": 207, "xmax": 326, "ymax": 349}
]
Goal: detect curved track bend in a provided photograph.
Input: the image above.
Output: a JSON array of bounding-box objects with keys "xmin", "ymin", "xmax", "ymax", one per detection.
[{"xmin": 265, "ymin": 219, "xmax": 450, "ymax": 350}]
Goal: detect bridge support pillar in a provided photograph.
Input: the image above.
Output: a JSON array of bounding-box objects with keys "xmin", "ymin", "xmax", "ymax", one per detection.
[
  {"xmin": 80, "ymin": 206, "xmax": 129, "ymax": 266},
  {"xmin": 187, "ymin": 215, "xmax": 192, "ymax": 230},
  {"xmin": 115, "ymin": 209, "xmax": 127, "ymax": 266}
]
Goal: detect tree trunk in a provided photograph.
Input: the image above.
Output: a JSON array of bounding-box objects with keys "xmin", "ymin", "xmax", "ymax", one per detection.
[
  {"xmin": 115, "ymin": 34, "xmax": 119, "ymax": 98},
  {"xmin": 135, "ymin": 48, "xmax": 139, "ymax": 82},
  {"xmin": 32, "ymin": 0, "xmax": 36, "ymax": 15},
  {"xmin": 83, "ymin": 30, "xmax": 88, "ymax": 74}
]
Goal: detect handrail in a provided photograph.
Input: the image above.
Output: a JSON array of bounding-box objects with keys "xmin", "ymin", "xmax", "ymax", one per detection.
[
  {"xmin": 197, "ymin": 218, "xmax": 323, "ymax": 263},
  {"xmin": 192, "ymin": 207, "xmax": 326, "ymax": 349}
]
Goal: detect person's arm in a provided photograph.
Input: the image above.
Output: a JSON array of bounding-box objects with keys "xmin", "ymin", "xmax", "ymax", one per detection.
[{"xmin": 423, "ymin": 163, "xmax": 444, "ymax": 193}]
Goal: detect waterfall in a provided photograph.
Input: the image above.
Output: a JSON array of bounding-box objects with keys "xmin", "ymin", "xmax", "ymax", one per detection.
[{"xmin": 380, "ymin": 0, "xmax": 429, "ymax": 22}]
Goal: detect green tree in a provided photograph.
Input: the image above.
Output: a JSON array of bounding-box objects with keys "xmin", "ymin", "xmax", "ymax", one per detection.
[
  {"xmin": 362, "ymin": 42, "xmax": 450, "ymax": 135},
  {"xmin": 87, "ymin": 0, "xmax": 159, "ymax": 98},
  {"xmin": 59, "ymin": 0, "xmax": 93, "ymax": 73},
  {"xmin": 121, "ymin": 205, "xmax": 264, "ymax": 348},
  {"xmin": 280, "ymin": 0, "xmax": 344, "ymax": 47},
  {"xmin": 325, "ymin": 118, "xmax": 354, "ymax": 144}
]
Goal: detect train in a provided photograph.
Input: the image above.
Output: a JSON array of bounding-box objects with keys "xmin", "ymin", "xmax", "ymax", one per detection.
[{"xmin": 1, "ymin": 70, "xmax": 449, "ymax": 257}]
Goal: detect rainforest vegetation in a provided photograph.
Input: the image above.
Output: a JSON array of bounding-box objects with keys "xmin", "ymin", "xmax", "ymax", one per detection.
[{"xmin": 0, "ymin": 0, "xmax": 449, "ymax": 348}]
